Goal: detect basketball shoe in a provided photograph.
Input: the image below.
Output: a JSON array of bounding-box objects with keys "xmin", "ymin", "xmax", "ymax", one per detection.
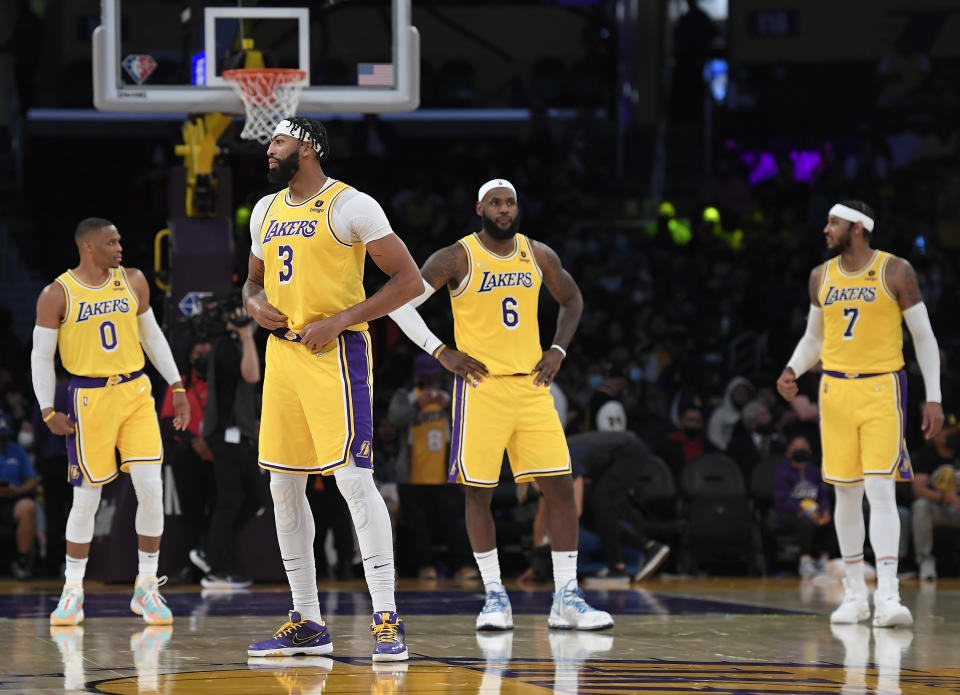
[
  {"xmin": 371, "ymin": 611, "xmax": 408, "ymax": 661},
  {"xmin": 476, "ymin": 582, "xmax": 513, "ymax": 630},
  {"xmin": 50, "ymin": 584, "xmax": 84, "ymax": 626},
  {"xmin": 830, "ymin": 578, "xmax": 870, "ymax": 624},
  {"xmin": 130, "ymin": 576, "xmax": 173, "ymax": 625},
  {"xmin": 548, "ymin": 579, "xmax": 614, "ymax": 630},
  {"xmin": 248, "ymin": 611, "xmax": 334, "ymax": 657},
  {"xmin": 873, "ymin": 577, "xmax": 913, "ymax": 628}
]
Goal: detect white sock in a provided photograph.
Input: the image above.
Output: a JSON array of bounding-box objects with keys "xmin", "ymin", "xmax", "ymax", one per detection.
[
  {"xmin": 270, "ymin": 472, "xmax": 322, "ymax": 623},
  {"xmin": 474, "ymin": 549, "xmax": 502, "ymax": 588},
  {"xmin": 833, "ymin": 483, "xmax": 867, "ymax": 588},
  {"xmin": 552, "ymin": 550, "xmax": 578, "ymax": 593},
  {"xmin": 64, "ymin": 555, "xmax": 87, "ymax": 588},
  {"xmin": 137, "ymin": 550, "xmax": 159, "ymax": 582},
  {"xmin": 334, "ymin": 465, "xmax": 397, "ymax": 613},
  {"xmin": 844, "ymin": 558, "xmax": 866, "ymax": 587}
]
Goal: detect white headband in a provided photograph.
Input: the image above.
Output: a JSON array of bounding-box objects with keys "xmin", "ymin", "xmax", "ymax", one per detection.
[
  {"xmin": 273, "ymin": 119, "xmax": 323, "ymax": 155},
  {"xmin": 829, "ymin": 203, "xmax": 874, "ymax": 232},
  {"xmin": 477, "ymin": 178, "xmax": 517, "ymax": 202}
]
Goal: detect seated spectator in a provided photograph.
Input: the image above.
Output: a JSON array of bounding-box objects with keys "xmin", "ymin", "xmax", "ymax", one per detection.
[
  {"xmin": 707, "ymin": 376, "xmax": 755, "ymax": 451},
  {"xmin": 911, "ymin": 414, "xmax": 960, "ymax": 581},
  {"xmin": 0, "ymin": 410, "xmax": 37, "ymax": 578},
  {"xmin": 727, "ymin": 399, "xmax": 780, "ymax": 475},
  {"xmin": 656, "ymin": 406, "xmax": 707, "ymax": 473},
  {"xmin": 773, "ymin": 434, "xmax": 834, "ymax": 578}
]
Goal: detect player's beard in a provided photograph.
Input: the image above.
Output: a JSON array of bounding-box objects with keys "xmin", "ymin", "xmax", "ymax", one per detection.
[
  {"xmin": 267, "ymin": 151, "xmax": 300, "ymax": 185},
  {"xmin": 827, "ymin": 226, "xmax": 852, "ymax": 257},
  {"xmin": 481, "ymin": 211, "xmax": 520, "ymax": 240}
]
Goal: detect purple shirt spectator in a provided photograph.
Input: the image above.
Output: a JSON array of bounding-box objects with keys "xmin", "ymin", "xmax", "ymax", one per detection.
[{"xmin": 773, "ymin": 457, "xmax": 829, "ymax": 519}]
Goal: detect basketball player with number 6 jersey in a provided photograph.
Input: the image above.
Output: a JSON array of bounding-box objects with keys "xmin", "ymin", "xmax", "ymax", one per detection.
[
  {"xmin": 390, "ymin": 179, "xmax": 613, "ymax": 631},
  {"xmin": 243, "ymin": 117, "xmax": 422, "ymax": 661},
  {"xmin": 777, "ymin": 200, "xmax": 943, "ymax": 628},
  {"xmin": 32, "ymin": 218, "xmax": 190, "ymax": 628}
]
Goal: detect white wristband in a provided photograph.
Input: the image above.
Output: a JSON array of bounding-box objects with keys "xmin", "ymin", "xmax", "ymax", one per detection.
[{"xmin": 550, "ymin": 344, "xmax": 567, "ymax": 357}]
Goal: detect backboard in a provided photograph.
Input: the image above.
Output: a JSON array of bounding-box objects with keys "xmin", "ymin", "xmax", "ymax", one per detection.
[{"xmin": 93, "ymin": 1, "xmax": 419, "ymax": 114}]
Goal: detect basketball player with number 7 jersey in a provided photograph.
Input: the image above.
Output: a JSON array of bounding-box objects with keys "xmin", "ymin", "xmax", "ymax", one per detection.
[
  {"xmin": 777, "ymin": 200, "xmax": 943, "ymax": 628},
  {"xmin": 32, "ymin": 218, "xmax": 190, "ymax": 629}
]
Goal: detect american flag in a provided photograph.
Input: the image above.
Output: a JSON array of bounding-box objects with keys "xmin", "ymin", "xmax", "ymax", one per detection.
[{"xmin": 357, "ymin": 63, "xmax": 394, "ymax": 87}]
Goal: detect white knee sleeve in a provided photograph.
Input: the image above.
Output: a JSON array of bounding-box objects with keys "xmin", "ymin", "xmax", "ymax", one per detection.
[
  {"xmin": 270, "ymin": 470, "xmax": 311, "ymax": 536},
  {"xmin": 864, "ymin": 477, "xmax": 900, "ymax": 560},
  {"xmin": 833, "ymin": 483, "xmax": 866, "ymax": 560},
  {"xmin": 129, "ymin": 463, "xmax": 164, "ymax": 537},
  {"xmin": 65, "ymin": 483, "xmax": 103, "ymax": 544}
]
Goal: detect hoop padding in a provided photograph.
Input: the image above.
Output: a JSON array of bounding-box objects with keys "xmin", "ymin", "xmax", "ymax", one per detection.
[{"xmin": 223, "ymin": 68, "xmax": 307, "ymax": 144}]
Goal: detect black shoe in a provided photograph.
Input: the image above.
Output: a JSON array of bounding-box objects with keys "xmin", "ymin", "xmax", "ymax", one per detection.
[
  {"xmin": 189, "ymin": 548, "xmax": 212, "ymax": 574},
  {"xmin": 11, "ymin": 556, "xmax": 33, "ymax": 580},
  {"xmin": 200, "ymin": 573, "xmax": 253, "ymax": 590},
  {"xmin": 633, "ymin": 542, "xmax": 670, "ymax": 582}
]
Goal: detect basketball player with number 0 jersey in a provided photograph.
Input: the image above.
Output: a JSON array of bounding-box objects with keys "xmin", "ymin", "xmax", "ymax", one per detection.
[
  {"xmin": 243, "ymin": 117, "xmax": 422, "ymax": 660},
  {"xmin": 32, "ymin": 218, "xmax": 190, "ymax": 628},
  {"xmin": 390, "ymin": 179, "xmax": 613, "ymax": 631},
  {"xmin": 777, "ymin": 200, "xmax": 943, "ymax": 627}
]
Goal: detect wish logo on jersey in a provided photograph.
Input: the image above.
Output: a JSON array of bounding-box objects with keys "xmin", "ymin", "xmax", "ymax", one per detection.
[
  {"xmin": 75, "ymin": 298, "xmax": 131, "ymax": 323},
  {"xmin": 477, "ymin": 271, "xmax": 534, "ymax": 293},
  {"xmin": 262, "ymin": 218, "xmax": 318, "ymax": 244},
  {"xmin": 822, "ymin": 286, "xmax": 877, "ymax": 306}
]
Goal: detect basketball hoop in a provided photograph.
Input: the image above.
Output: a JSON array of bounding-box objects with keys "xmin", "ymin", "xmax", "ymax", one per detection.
[{"xmin": 223, "ymin": 68, "xmax": 308, "ymax": 144}]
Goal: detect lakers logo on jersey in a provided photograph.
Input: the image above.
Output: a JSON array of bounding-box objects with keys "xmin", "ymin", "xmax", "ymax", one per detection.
[
  {"xmin": 450, "ymin": 234, "xmax": 543, "ymax": 375},
  {"xmin": 55, "ymin": 267, "xmax": 144, "ymax": 378},
  {"xmin": 356, "ymin": 440, "xmax": 371, "ymax": 459}
]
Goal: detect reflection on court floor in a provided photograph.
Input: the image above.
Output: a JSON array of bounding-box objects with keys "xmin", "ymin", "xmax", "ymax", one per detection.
[{"xmin": 4, "ymin": 578, "xmax": 960, "ymax": 694}]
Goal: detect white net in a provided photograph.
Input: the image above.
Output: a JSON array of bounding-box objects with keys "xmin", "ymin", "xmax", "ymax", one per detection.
[{"xmin": 223, "ymin": 69, "xmax": 308, "ymax": 144}]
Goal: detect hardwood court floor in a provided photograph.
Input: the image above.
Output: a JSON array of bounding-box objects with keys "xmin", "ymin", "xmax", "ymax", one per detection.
[{"xmin": 2, "ymin": 576, "xmax": 960, "ymax": 694}]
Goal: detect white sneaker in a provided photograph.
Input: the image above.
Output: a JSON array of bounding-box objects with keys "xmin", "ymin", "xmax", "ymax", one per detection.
[
  {"xmin": 799, "ymin": 556, "xmax": 818, "ymax": 579},
  {"xmin": 919, "ymin": 557, "xmax": 937, "ymax": 582},
  {"xmin": 476, "ymin": 583, "xmax": 513, "ymax": 631},
  {"xmin": 830, "ymin": 579, "xmax": 870, "ymax": 624},
  {"xmin": 873, "ymin": 586, "xmax": 913, "ymax": 628},
  {"xmin": 548, "ymin": 579, "xmax": 614, "ymax": 630}
]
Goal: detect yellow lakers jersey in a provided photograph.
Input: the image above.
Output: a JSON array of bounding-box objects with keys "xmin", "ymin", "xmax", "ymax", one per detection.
[
  {"xmin": 818, "ymin": 250, "xmax": 904, "ymax": 373},
  {"xmin": 56, "ymin": 267, "xmax": 144, "ymax": 377},
  {"xmin": 258, "ymin": 180, "xmax": 367, "ymax": 333},
  {"xmin": 408, "ymin": 396, "xmax": 449, "ymax": 485},
  {"xmin": 450, "ymin": 233, "xmax": 543, "ymax": 375}
]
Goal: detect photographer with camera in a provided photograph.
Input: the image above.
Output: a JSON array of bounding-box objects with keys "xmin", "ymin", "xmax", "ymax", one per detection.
[{"xmin": 187, "ymin": 298, "xmax": 268, "ymax": 590}]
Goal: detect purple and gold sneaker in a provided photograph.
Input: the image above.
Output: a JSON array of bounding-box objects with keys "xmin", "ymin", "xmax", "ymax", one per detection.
[
  {"xmin": 248, "ymin": 610, "xmax": 334, "ymax": 657},
  {"xmin": 371, "ymin": 612, "xmax": 408, "ymax": 662}
]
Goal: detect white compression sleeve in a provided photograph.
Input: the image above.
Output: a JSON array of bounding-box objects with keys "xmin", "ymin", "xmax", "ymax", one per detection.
[
  {"xmin": 388, "ymin": 278, "xmax": 443, "ymax": 355},
  {"xmin": 786, "ymin": 305, "xmax": 824, "ymax": 377},
  {"xmin": 31, "ymin": 325, "xmax": 59, "ymax": 410},
  {"xmin": 137, "ymin": 309, "xmax": 182, "ymax": 385},
  {"xmin": 902, "ymin": 303, "xmax": 941, "ymax": 403}
]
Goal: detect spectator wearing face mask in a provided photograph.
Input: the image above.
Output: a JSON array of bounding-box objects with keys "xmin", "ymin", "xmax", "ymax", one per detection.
[
  {"xmin": 0, "ymin": 410, "xmax": 38, "ymax": 579},
  {"xmin": 579, "ymin": 364, "xmax": 628, "ymax": 433},
  {"xmin": 726, "ymin": 399, "xmax": 781, "ymax": 475},
  {"xmin": 656, "ymin": 406, "xmax": 708, "ymax": 474},
  {"xmin": 773, "ymin": 434, "xmax": 834, "ymax": 578},
  {"xmin": 707, "ymin": 376, "xmax": 755, "ymax": 451}
]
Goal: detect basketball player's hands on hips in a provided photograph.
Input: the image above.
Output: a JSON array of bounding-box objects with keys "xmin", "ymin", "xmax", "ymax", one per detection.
[
  {"xmin": 172, "ymin": 391, "xmax": 191, "ymax": 431},
  {"xmin": 921, "ymin": 401, "xmax": 944, "ymax": 440},
  {"xmin": 300, "ymin": 315, "xmax": 347, "ymax": 352},
  {"xmin": 42, "ymin": 409, "xmax": 75, "ymax": 436},
  {"xmin": 776, "ymin": 368, "xmax": 798, "ymax": 402},
  {"xmin": 533, "ymin": 349, "xmax": 563, "ymax": 387},
  {"xmin": 437, "ymin": 348, "xmax": 488, "ymax": 387},
  {"xmin": 247, "ymin": 296, "xmax": 288, "ymax": 331}
]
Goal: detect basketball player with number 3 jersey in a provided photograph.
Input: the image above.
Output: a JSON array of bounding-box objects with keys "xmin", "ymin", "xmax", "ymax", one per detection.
[
  {"xmin": 777, "ymin": 200, "xmax": 943, "ymax": 628},
  {"xmin": 243, "ymin": 117, "xmax": 422, "ymax": 661},
  {"xmin": 390, "ymin": 179, "xmax": 613, "ymax": 631},
  {"xmin": 32, "ymin": 218, "xmax": 190, "ymax": 628}
]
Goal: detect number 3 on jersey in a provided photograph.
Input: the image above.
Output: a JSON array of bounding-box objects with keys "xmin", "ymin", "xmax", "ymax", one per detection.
[
  {"xmin": 278, "ymin": 244, "xmax": 294, "ymax": 284},
  {"xmin": 501, "ymin": 297, "xmax": 519, "ymax": 329}
]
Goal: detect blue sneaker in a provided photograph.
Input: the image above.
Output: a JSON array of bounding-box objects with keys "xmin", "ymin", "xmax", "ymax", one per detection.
[
  {"xmin": 248, "ymin": 611, "xmax": 334, "ymax": 657},
  {"xmin": 548, "ymin": 579, "xmax": 614, "ymax": 630},
  {"xmin": 371, "ymin": 611, "xmax": 408, "ymax": 662},
  {"xmin": 476, "ymin": 583, "xmax": 513, "ymax": 630}
]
